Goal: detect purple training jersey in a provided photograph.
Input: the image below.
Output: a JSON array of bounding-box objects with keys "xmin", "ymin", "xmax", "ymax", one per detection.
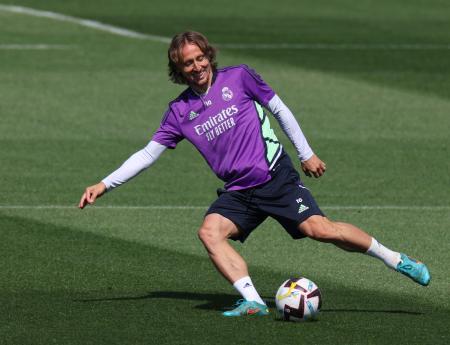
[{"xmin": 152, "ymin": 64, "xmax": 283, "ymax": 190}]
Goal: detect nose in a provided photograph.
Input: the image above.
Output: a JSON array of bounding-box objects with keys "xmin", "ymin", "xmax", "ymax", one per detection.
[{"xmin": 193, "ymin": 61, "xmax": 201, "ymax": 72}]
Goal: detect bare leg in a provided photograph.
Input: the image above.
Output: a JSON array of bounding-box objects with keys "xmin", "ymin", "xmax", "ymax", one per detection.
[
  {"xmin": 297, "ymin": 215, "xmax": 431, "ymax": 286},
  {"xmin": 198, "ymin": 213, "xmax": 266, "ymax": 305},
  {"xmin": 198, "ymin": 213, "xmax": 249, "ymax": 283},
  {"xmin": 298, "ymin": 215, "xmax": 372, "ymax": 252}
]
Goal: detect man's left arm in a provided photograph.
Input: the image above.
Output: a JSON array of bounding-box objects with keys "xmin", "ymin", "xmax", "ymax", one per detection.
[{"xmin": 266, "ymin": 95, "xmax": 326, "ymax": 178}]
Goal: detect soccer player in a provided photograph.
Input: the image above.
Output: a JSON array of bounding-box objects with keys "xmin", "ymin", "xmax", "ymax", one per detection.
[{"xmin": 79, "ymin": 31, "xmax": 431, "ymax": 317}]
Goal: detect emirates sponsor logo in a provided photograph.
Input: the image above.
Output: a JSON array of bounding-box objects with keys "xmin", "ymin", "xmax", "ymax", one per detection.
[{"xmin": 194, "ymin": 105, "xmax": 239, "ymax": 141}]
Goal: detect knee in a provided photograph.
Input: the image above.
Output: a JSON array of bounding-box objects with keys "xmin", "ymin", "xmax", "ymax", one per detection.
[
  {"xmin": 198, "ymin": 225, "xmax": 223, "ymax": 247},
  {"xmin": 299, "ymin": 216, "xmax": 337, "ymax": 242}
]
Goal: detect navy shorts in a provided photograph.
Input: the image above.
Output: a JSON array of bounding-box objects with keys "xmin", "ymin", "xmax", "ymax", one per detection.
[{"xmin": 205, "ymin": 152, "xmax": 325, "ymax": 242}]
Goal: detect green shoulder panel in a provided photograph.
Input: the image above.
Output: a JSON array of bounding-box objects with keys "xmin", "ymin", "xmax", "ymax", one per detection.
[{"xmin": 254, "ymin": 101, "xmax": 282, "ymax": 168}]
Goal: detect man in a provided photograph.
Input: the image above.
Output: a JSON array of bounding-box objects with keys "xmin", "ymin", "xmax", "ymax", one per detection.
[{"xmin": 79, "ymin": 31, "xmax": 431, "ymax": 317}]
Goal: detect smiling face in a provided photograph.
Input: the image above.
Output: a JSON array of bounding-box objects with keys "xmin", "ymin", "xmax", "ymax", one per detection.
[{"xmin": 179, "ymin": 43, "xmax": 212, "ymax": 93}]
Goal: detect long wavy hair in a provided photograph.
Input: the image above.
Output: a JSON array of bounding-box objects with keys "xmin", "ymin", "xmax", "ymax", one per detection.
[{"xmin": 168, "ymin": 31, "xmax": 218, "ymax": 85}]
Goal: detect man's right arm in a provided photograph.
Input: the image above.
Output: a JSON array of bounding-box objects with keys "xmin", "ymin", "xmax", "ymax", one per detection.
[{"xmin": 78, "ymin": 141, "xmax": 167, "ymax": 209}]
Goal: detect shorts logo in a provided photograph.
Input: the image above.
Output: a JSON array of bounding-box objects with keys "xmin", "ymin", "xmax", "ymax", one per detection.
[
  {"xmin": 298, "ymin": 204, "xmax": 310, "ymax": 214},
  {"xmin": 222, "ymin": 86, "xmax": 233, "ymax": 101},
  {"xmin": 189, "ymin": 110, "xmax": 199, "ymax": 120}
]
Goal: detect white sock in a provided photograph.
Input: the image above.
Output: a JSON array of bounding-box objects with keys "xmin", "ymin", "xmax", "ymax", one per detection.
[
  {"xmin": 233, "ymin": 276, "xmax": 266, "ymax": 305},
  {"xmin": 366, "ymin": 237, "xmax": 401, "ymax": 269}
]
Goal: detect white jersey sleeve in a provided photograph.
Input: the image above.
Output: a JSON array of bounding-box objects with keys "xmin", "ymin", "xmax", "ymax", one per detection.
[
  {"xmin": 266, "ymin": 94, "xmax": 314, "ymax": 162},
  {"xmin": 101, "ymin": 141, "xmax": 167, "ymax": 191}
]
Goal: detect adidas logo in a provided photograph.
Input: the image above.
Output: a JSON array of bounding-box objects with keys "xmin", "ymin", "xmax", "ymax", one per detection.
[
  {"xmin": 243, "ymin": 283, "xmax": 253, "ymax": 288},
  {"xmin": 298, "ymin": 204, "xmax": 309, "ymax": 214},
  {"xmin": 189, "ymin": 110, "xmax": 199, "ymax": 120}
]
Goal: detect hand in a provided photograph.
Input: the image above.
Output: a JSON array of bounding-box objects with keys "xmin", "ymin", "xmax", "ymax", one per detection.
[
  {"xmin": 79, "ymin": 182, "xmax": 106, "ymax": 209},
  {"xmin": 301, "ymin": 154, "xmax": 326, "ymax": 178}
]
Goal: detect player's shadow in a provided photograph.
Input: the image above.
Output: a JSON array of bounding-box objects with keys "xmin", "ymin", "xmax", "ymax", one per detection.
[
  {"xmin": 321, "ymin": 309, "xmax": 422, "ymax": 315},
  {"xmin": 74, "ymin": 291, "xmax": 257, "ymax": 311},
  {"xmin": 73, "ymin": 291, "xmax": 423, "ymax": 315}
]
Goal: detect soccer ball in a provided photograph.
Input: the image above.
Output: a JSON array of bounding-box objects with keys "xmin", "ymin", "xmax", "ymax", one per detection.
[{"xmin": 275, "ymin": 277, "xmax": 322, "ymax": 321}]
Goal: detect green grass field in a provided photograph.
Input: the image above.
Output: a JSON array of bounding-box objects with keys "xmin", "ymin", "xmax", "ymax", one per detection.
[{"xmin": 1, "ymin": 1, "xmax": 449, "ymax": 344}]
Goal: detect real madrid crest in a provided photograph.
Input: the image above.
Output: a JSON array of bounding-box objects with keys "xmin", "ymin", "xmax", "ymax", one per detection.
[{"xmin": 221, "ymin": 87, "xmax": 233, "ymax": 101}]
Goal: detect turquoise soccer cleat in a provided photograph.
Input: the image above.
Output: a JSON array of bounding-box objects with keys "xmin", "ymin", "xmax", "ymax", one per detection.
[
  {"xmin": 396, "ymin": 253, "xmax": 431, "ymax": 286},
  {"xmin": 222, "ymin": 299, "xmax": 269, "ymax": 317}
]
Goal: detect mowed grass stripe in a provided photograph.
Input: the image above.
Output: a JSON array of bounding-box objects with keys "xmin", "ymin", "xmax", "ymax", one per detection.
[
  {"xmin": 0, "ymin": 4, "xmax": 170, "ymax": 43},
  {"xmin": 2, "ymin": 5, "xmax": 450, "ymax": 51},
  {"xmin": 0, "ymin": 44, "xmax": 76, "ymax": 49},
  {"xmin": 0, "ymin": 205, "xmax": 449, "ymax": 210},
  {"xmin": 217, "ymin": 43, "xmax": 450, "ymax": 50}
]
